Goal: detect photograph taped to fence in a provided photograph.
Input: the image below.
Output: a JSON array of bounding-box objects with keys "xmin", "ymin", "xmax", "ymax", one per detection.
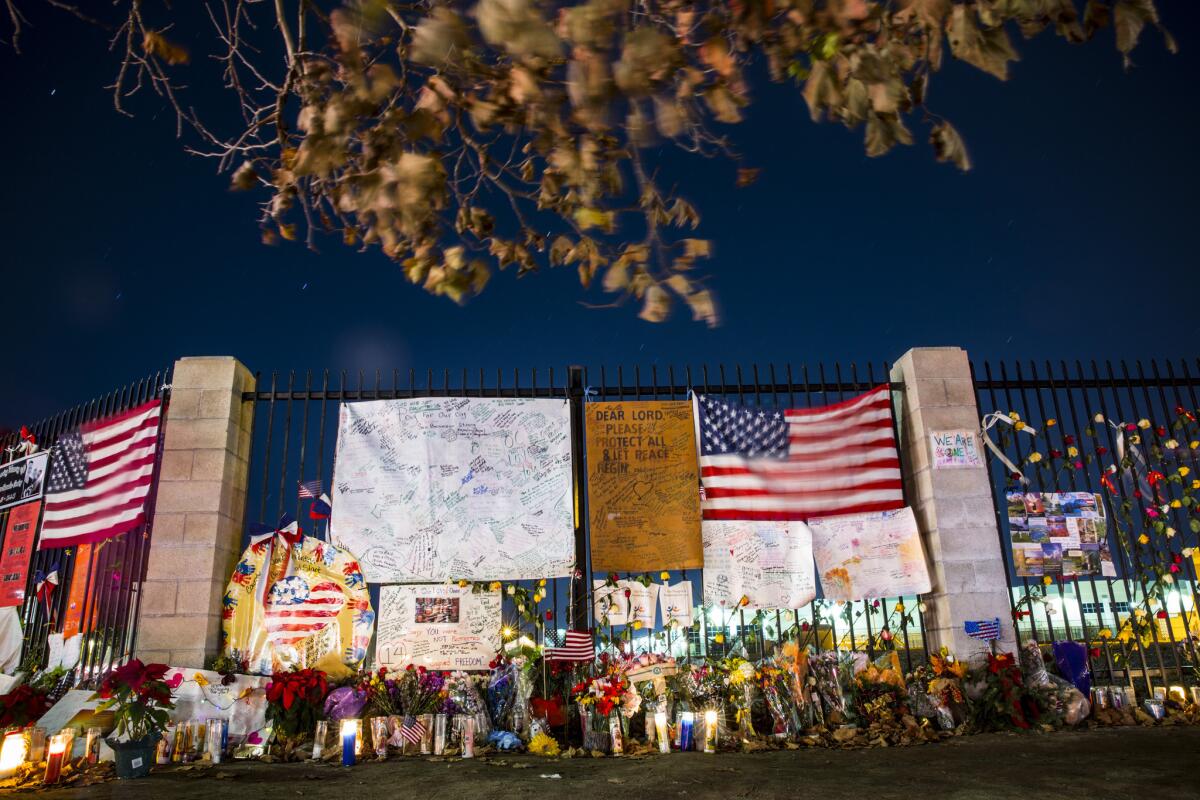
[{"xmin": 1006, "ymin": 491, "xmax": 1116, "ymax": 579}]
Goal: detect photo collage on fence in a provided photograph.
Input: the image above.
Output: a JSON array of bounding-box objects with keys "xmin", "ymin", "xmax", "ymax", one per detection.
[{"xmin": 1006, "ymin": 491, "xmax": 1117, "ymax": 579}]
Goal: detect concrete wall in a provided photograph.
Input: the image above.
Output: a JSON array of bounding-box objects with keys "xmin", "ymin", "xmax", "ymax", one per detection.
[
  {"xmin": 891, "ymin": 347, "xmax": 1016, "ymax": 659},
  {"xmin": 135, "ymin": 357, "xmax": 255, "ymax": 667}
]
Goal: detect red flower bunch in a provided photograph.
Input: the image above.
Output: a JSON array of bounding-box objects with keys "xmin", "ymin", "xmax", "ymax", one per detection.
[
  {"xmin": 265, "ymin": 668, "xmax": 329, "ymax": 743},
  {"xmin": 975, "ymin": 652, "xmax": 1041, "ymax": 731},
  {"xmin": 0, "ymin": 684, "xmax": 50, "ymax": 729},
  {"xmin": 96, "ymin": 660, "xmax": 175, "ymax": 742}
]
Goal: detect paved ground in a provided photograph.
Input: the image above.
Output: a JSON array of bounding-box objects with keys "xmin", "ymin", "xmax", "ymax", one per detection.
[{"xmin": 16, "ymin": 726, "xmax": 1200, "ymax": 800}]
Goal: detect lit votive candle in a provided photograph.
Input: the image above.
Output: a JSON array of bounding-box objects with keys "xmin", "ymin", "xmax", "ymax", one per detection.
[
  {"xmin": 341, "ymin": 719, "xmax": 358, "ymax": 767},
  {"xmin": 703, "ymin": 709, "xmax": 718, "ymax": 753},
  {"xmin": 654, "ymin": 711, "xmax": 669, "ymax": 754},
  {"xmin": 43, "ymin": 735, "xmax": 68, "ymax": 785},
  {"xmin": 0, "ymin": 731, "xmax": 28, "ymax": 777}
]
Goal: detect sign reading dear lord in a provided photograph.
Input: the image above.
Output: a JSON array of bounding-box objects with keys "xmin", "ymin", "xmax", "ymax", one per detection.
[
  {"xmin": 584, "ymin": 401, "xmax": 702, "ymax": 572},
  {"xmin": 930, "ymin": 429, "xmax": 983, "ymax": 469}
]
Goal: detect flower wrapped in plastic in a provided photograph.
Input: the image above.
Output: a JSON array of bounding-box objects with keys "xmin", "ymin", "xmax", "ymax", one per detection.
[{"xmin": 808, "ymin": 651, "xmax": 847, "ymax": 721}]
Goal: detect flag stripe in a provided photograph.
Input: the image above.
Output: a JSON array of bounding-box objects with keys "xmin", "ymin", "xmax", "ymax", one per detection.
[
  {"xmin": 697, "ymin": 386, "xmax": 903, "ymax": 522},
  {"xmin": 40, "ymin": 400, "xmax": 162, "ymax": 549}
]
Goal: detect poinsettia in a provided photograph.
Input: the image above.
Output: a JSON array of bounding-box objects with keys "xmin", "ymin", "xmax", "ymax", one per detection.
[
  {"xmin": 265, "ymin": 668, "xmax": 329, "ymax": 754},
  {"xmin": 0, "ymin": 684, "xmax": 50, "ymax": 729},
  {"xmin": 96, "ymin": 660, "xmax": 175, "ymax": 741}
]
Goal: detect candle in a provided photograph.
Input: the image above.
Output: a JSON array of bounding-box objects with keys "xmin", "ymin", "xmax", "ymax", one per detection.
[
  {"xmin": 654, "ymin": 711, "xmax": 669, "ymax": 754},
  {"xmin": 27, "ymin": 728, "xmax": 45, "ymax": 762},
  {"xmin": 341, "ymin": 719, "xmax": 358, "ymax": 767},
  {"xmin": 171, "ymin": 725, "xmax": 185, "ymax": 763},
  {"xmin": 608, "ymin": 712, "xmax": 624, "ymax": 755},
  {"xmin": 207, "ymin": 720, "xmax": 227, "ymax": 764},
  {"xmin": 419, "ymin": 714, "xmax": 434, "ymax": 755},
  {"xmin": 1168, "ymin": 686, "xmax": 1186, "ymax": 703},
  {"xmin": 85, "ymin": 727, "xmax": 101, "ymax": 764},
  {"xmin": 355, "ymin": 719, "xmax": 364, "ymax": 756},
  {"xmin": 0, "ymin": 732, "xmax": 27, "ymax": 776},
  {"xmin": 679, "ymin": 712, "xmax": 694, "ymax": 752},
  {"xmin": 1152, "ymin": 686, "xmax": 1166, "ymax": 702},
  {"xmin": 461, "ymin": 717, "xmax": 475, "ymax": 758},
  {"xmin": 433, "ymin": 714, "xmax": 448, "ymax": 755},
  {"xmin": 43, "ymin": 735, "xmax": 68, "ymax": 785},
  {"xmin": 1190, "ymin": 686, "xmax": 1200, "ymax": 707},
  {"xmin": 156, "ymin": 731, "xmax": 173, "ymax": 765},
  {"xmin": 312, "ymin": 720, "xmax": 329, "ymax": 760},
  {"xmin": 57, "ymin": 729, "xmax": 76, "ymax": 763},
  {"xmin": 371, "ymin": 717, "xmax": 390, "ymax": 759},
  {"xmin": 703, "ymin": 710, "xmax": 718, "ymax": 753}
]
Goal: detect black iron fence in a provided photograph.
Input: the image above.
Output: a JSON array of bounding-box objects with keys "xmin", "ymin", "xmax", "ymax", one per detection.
[
  {"xmin": 0, "ymin": 368, "xmax": 171, "ymax": 687},
  {"xmin": 241, "ymin": 362, "xmax": 930, "ymax": 671},
  {"xmin": 974, "ymin": 359, "xmax": 1200, "ymax": 694}
]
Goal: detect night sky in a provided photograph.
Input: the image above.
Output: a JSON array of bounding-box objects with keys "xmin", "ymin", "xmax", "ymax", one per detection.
[{"xmin": 1, "ymin": 3, "xmax": 1197, "ymax": 428}]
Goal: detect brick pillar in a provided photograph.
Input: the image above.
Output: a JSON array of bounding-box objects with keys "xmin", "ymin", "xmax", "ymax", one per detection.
[
  {"xmin": 890, "ymin": 347, "xmax": 1016, "ymax": 660},
  {"xmin": 136, "ymin": 357, "xmax": 255, "ymax": 668}
]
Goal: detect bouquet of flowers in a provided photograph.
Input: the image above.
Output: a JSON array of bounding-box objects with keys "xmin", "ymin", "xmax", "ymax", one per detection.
[
  {"xmin": 398, "ymin": 666, "xmax": 446, "ymax": 717},
  {"xmin": 264, "ymin": 668, "xmax": 329, "ymax": 755},
  {"xmin": 0, "ymin": 684, "xmax": 50, "ymax": 730},
  {"xmin": 808, "ymin": 652, "xmax": 847, "ymax": 722},
  {"xmin": 363, "ymin": 667, "xmax": 404, "ymax": 717},
  {"xmin": 720, "ymin": 656, "xmax": 759, "ymax": 740},
  {"xmin": 756, "ymin": 660, "xmax": 800, "ymax": 739},
  {"xmin": 776, "ymin": 641, "xmax": 818, "ymax": 729},
  {"xmin": 969, "ymin": 652, "xmax": 1044, "ymax": 731}
]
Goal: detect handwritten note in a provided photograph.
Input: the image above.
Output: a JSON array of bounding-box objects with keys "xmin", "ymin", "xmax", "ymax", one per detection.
[
  {"xmin": 584, "ymin": 402, "xmax": 702, "ymax": 571},
  {"xmin": 330, "ymin": 398, "xmax": 575, "ymax": 582},
  {"xmin": 930, "ymin": 430, "xmax": 983, "ymax": 469},
  {"xmin": 809, "ymin": 507, "xmax": 931, "ymax": 601},
  {"xmin": 701, "ymin": 521, "xmax": 816, "ymax": 610},
  {"xmin": 375, "ymin": 584, "xmax": 501, "ymax": 671},
  {"xmin": 592, "ymin": 580, "xmax": 659, "ymax": 627}
]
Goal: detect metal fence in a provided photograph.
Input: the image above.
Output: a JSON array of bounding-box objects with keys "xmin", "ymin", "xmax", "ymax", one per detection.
[
  {"xmin": 241, "ymin": 362, "xmax": 930, "ymax": 670},
  {"xmin": 0, "ymin": 368, "xmax": 171, "ymax": 687},
  {"xmin": 974, "ymin": 359, "xmax": 1200, "ymax": 693}
]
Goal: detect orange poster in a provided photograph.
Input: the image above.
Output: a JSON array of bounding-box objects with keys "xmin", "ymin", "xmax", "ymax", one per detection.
[
  {"xmin": 61, "ymin": 543, "xmax": 95, "ymax": 640},
  {"xmin": 585, "ymin": 401, "xmax": 702, "ymax": 572},
  {"xmin": 0, "ymin": 501, "xmax": 40, "ymax": 607}
]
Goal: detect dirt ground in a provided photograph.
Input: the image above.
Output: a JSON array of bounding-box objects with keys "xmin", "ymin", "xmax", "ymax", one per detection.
[{"xmin": 15, "ymin": 726, "xmax": 1200, "ymax": 800}]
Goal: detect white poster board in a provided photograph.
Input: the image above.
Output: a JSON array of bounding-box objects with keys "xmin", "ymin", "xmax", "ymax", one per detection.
[
  {"xmin": 36, "ymin": 689, "xmax": 102, "ymax": 738},
  {"xmin": 375, "ymin": 584, "xmax": 502, "ymax": 670},
  {"xmin": 930, "ymin": 430, "xmax": 983, "ymax": 469},
  {"xmin": 809, "ymin": 507, "xmax": 931, "ymax": 601},
  {"xmin": 658, "ymin": 581, "xmax": 694, "ymax": 628},
  {"xmin": 330, "ymin": 398, "xmax": 575, "ymax": 582},
  {"xmin": 164, "ymin": 667, "xmax": 270, "ymax": 746},
  {"xmin": 592, "ymin": 580, "xmax": 659, "ymax": 627},
  {"xmin": 700, "ymin": 521, "xmax": 816, "ymax": 610}
]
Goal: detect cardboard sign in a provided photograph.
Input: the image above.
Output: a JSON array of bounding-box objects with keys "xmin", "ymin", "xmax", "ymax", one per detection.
[
  {"xmin": 375, "ymin": 584, "xmax": 502, "ymax": 671},
  {"xmin": 930, "ymin": 430, "xmax": 983, "ymax": 469},
  {"xmin": 584, "ymin": 401, "xmax": 703, "ymax": 572},
  {"xmin": 0, "ymin": 501, "xmax": 40, "ymax": 607}
]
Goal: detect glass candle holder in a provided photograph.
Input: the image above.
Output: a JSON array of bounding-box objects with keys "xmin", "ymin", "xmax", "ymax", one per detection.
[
  {"xmin": 312, "ymin": 720, "xmax": 329, "ymax": 760},
  {"xmin": 371, "ymin": 717, "xmax": 390, "ymax": 759},
  {"xmin": 419, "ymin": 714, "xmax": 434, "ymax": 755},
  {"xmin": 608, "ymin": 712, "xmax": 624, "ymax": 755},
  {"xmin": 433, "ymin": 714, "xmax": 448, "ymax": 756},
  {"xmin": 460, "ymin": 716, "xmax": 475, "ymax": 758},
  {"xmin": 654, "ymin": 712, "xmax": 669, "ymax": 754},
  {"xmin": 703, "ymin": 709, "xmax": 718, "ymax": 753},
  {"xmin": 27, "ymin": 728, "xmax": 46, "ymax": 762},
  {"xmin": 0, "ymin": 731, "xmax": 28, "ymax": 776},
  {"xmin": 43, "ymin": 735, "xmax": 68, "ymax": 785},
  {"xmin": 56, "ymin": 729, "xmax": 76, "ymax": 763},
  {"xmin": 207, "ymin": 720, "xmax": 228, "ymax": 764},
  {"xmin": 341, "ymin": 719, "xmax": 358, "ymax": 767},
  {"xmin": 85, "ymin": 727, "xmax": 101, "ymax": 765},
  {"xmin": 678, "ymin": 712, "xmax": 694, "ymax": 752}
]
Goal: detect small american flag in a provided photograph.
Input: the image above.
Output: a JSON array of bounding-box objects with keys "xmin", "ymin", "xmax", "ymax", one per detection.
[
  {"xmin": 544, "ymin": 630, "xmax": 594, "ymax": 662},
  {"xmin": 399, "ymin": 715, "xmax": 425, "ymax": 745},
  {"xmin": 964, "ymin": 618, "xmax": 1001, "ymax": 641},
  {"xmin": 40, "ymin": 400, "xmax": 163, "ymax": 549},
  {"xmin": 695, "ymin": 385, "xmax": 902, "ymax": 521},
  {"xmin": 298, "ymin": 479, "xmax": 323, "ymax": 499}
]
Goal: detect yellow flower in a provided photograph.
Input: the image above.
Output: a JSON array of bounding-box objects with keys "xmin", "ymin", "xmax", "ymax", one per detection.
[
  {"xmin": 1129, "ymin": 434, "xmax": 1141, "ymax": 445},
  {"xmin": 632, "ymin": 620, "xmax": 643, "ymax": 630},
  {"xmin": 1014, "ymin": 421, "xmax": 1027, "ymax": 432},
  {"xmin": 739, "ymin": 595, "xmax": 751, "ymax": 607},
  {"xmin": 1191, "ymin": 441, "xmax": 1199, "ymax": 450},
  {"xmin": 1138, "ymin": 418, "xmax": 1151, "ymax": 429},
  {"xmin": 528, "ymin": 732, "xmax": 561, "ymax": 757},
  {"xmin": 1179, "ymin": 466, "xmax": 1191, "ymax": 478},
  {"xmin": 489, "ymin": 581, "xmax": 502, "ymax": 591},
  {"xmin": 1134, "ymin": 607, "xmax": 1147, "ymax": 618},
  {"xmin": 1067, "ymin": 446, "xmax": 1079, "ymax": 458},
  {"xmin": 1043, "ymin": 576, "xmax": 1053, "ymax": 585},
  {"xmin": 1171, "ymin": 499, "xmax": 1182, "ymax": 509},
  {"xmin": 1165, "ymin": 439, "xmax": 1179, "ymax": 450},
  {"xmin": 714, "ymin": 633, "xmax": 725, "ymax": 644},
  {"xmin": 459, "ymin": 580, "xmax": 470, "ymax": 588},
  {"xmin": 1192, "ymin": 479, "xmax": 1200, "ymax": 490},
  {"xmin": 1138, "ymin": 534, "xmax": 1150, "ymax": 545},
  {"xmin": 1009, "ymin": 411, "xmax": 1022, "ymax": 421},
  {"xmin": 1098, "ymin": 628, "xmax": 1112, "ymax": 640},
  {"xmin": 538, "ymin": 579, "xmax": 547, "ymax": 587},
  {"xmin": 1163, "ymin": 573, "xmax": 1175, "ymax": 584},
  {"xmin": 1183, "ymin": 547, "xmax": 1194, "ymax": 558},
  {"xmin": 660, "ymin": 571, "xmax": 670, "ymax": 581},
  {"xmin": 1094, "ymin": 413, "xmax": 1105, "ymax": 423},
  {"xmin": 894, "ymin": 602, "xmax": 905, "ymax": 613},
  {"xmin": 1045, "ymin": 418, "xmax": 1057, "ymax": 427},
  {"xmin": 1027, "ymin": 452, "xmax": 1043, "ymax": 464},
  {"xmin": 1166, "ymin": 527, "xmax": 1177, "ymax": 538}
]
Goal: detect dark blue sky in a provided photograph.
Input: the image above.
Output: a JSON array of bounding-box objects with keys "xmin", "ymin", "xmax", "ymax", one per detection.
[{"xmin": 1, "ymin": 4, "xmax": 1197, "ymax": 427}]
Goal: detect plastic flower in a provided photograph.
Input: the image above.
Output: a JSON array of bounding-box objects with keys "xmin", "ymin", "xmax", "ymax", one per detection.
[
  {"xmin": 1137, "ymin": 419, "xmax": 1151, "ymax": 429},
  {"xmin": 1171, "ymin": 499, "xmax": 1182, "ymax": 509},
  {"xmin": 1192, "ymin": 479, "xmax": 1200, "ymax": 490},
  {"xmin": 1014, "ymin": 420, "xmax": 1027, "ymax": 432},
  {"xmin": 1166, "ymin": 527, "xmax": 1177, "ymax": 538},
  {"xmin": 1094, "ymin": 413, "xmax": 1105, "ymax": 423},
  {"xmin": 1009, "ymin": 411, "xmax": 1021, "ymax": 421},
  {"xmin": 528, "ymin": 731, "xmax": 560, "ymax": 757},
  {"xmin": 507, "ymin": 585, "xmax": 516, "ymax": 596},
  {"xmin": 539, "ymin": 579, "xmax": 547, "ymax": 587},
  {"xmin": 632, "ymin": 620, "xmax": 643, "ymax": 630},
  {"xmin": 895, "ymin": 602, "xmax": 905, "ymax": 613},
  {"xmin": 1184, "ymin": 548, "xmax": 1195, "ymax": 558},
  {"xmin": 1163, "ymin": 573, "xmax": 1175, "ymax": 584},
  {"xmin": 1191, "ymin": 441, "xmax": 1199, "ymax": 450},
  {"xmin": 1027, "ymin": 452, "xmax": 1043, "ymax": 464}
]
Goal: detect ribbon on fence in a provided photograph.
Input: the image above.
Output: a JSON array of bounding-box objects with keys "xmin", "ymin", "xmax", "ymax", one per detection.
[{"xmin": 980, "ymin": 412, "xmax": 1039, "ymax": 483}]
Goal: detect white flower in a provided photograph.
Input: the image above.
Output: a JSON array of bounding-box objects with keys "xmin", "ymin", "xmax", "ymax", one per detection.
[{"xmin": 1094, "ymin": 413, "xmax": 1105, "ymax": 423}]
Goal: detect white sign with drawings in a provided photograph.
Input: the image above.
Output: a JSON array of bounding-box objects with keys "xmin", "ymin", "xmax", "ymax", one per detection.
[
  {"xmin": 374, "ymin": 584, "xmax": 502, "ymax": 670},
  {"xmin": 330, "ymin": 397, "xmax": 575, "ymax": 583},
  {"xmin": 700, "ymin": 520, "xmax": 817, "ymax": 610}
]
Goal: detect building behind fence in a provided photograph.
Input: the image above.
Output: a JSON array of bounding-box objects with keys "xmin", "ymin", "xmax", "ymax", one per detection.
[{"xmin": 2, "ymin": 350, "xmax": 1197, "ymax": 695}]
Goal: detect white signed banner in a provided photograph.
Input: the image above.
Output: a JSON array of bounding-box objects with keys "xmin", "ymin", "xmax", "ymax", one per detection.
[
  {"xmin": 331, "ymin": 398, "xmax": 574, "ymax": 582},
  {"xmin": 701, "ymin": 521, "xmax": 816, "ymax": 610},
  {"xmin": 809, "ymin": 506, "xmax": 931, "ymax": 601},
  {"xmin": 592, "ymin": 580, "xmax": 659, "ymax": 627},
  {"xmin": 375, "ymin": 584, "xmax": 501, "ymax": 670}
]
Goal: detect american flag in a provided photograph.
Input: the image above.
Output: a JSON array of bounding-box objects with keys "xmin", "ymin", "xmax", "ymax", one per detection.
[
  {"xmin": 964, "ymin": 618, "xmax": 1001, "ymax": 641},
  {"xmin": 298, "ymin": 479, "xmax": 323, "ymax": 499},
  {"xmin": 544, "ymin": 630, "xmax": 594, "ymax": 662},
  {"xmin": 695, "ymin": 385, "xmax": 903, "ymax": 521},
  {"xmin": 399, "ymin": 715, "xmax": 425, "ymax": 745},
  {"xmin": 39, "ymin": 400, "xmax": 163, "ymax": 549},
  {"xmin": 264, "ymin": 578, "xmax": 346, "ymax": 647}
]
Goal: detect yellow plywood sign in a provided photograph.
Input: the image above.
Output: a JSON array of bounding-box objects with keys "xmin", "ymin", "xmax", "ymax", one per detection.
[{"xmin": 585, "ymin": 401, "xmax": 702, "ymax": 571}]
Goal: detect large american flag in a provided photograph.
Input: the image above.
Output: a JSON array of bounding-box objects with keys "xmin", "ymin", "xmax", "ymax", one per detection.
[
  {"xmin": 39, "ymin": 399, "xmax": 163, "ymax": 549},
  {"xmin": 695, "ymin": 385, "xmax": 903, "ymax": 521},
  {"xmin": 544, "ymin": 630, "xmax": 594, "ymax": 662}
]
